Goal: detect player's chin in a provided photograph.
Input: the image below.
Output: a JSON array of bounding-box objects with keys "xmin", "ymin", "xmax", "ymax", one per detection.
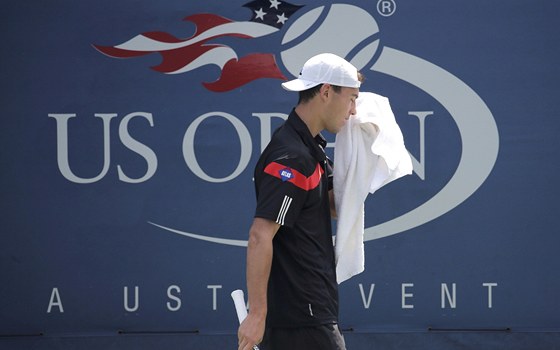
[
  {"xmin": 330, "ymin": 121, "xmax": 346, "ymax": 134},
  {"xmin": 327, "ymin": 125, "xmax": 342, "ymax": 134}
]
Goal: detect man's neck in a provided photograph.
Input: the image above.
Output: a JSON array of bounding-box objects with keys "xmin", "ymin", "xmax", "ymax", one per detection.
[{"xmin": 294, "ymin": 102, "xmax": 323, "ymax": 137}]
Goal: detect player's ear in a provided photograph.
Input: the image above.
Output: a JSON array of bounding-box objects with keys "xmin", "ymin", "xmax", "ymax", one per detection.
[{"xmin": 320, "ymin": 83, "xmax": 331, "ymax": 98}]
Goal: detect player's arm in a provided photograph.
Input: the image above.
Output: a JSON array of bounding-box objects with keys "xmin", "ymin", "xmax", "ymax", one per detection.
[
  {"xmin": 238, "ymin": 217, "xmax": 280, "ymax": 350},
  {"xmin": 329, "ymin": 189, "xmax": 337, "ymax": 219},
  {"xmin": 327, "ymin": 157, "xmax": 337, "ymax": 219}
]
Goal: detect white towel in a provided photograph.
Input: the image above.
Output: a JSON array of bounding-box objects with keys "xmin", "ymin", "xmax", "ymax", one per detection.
[{"xmin": 334, "ymin": 92, "xmax": 413, "ymax": 284}]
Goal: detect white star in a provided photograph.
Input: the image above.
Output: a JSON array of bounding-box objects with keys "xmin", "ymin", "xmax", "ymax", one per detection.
[
  {"xmin": 269, "ymin": 0, "xmax": 281, "ymax": 10},
  {"xmin": 254, "ymin": 8, "xmax": 266, "ymax": 21},
  {"xmin": 276, "ymin": 12, "xmax": 288, "ymax": 24}
]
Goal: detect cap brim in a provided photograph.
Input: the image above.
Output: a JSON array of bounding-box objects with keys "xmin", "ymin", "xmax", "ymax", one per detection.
[{"xmin": 281, "ymin": 78, "xmax": 322, "ymax": 91}]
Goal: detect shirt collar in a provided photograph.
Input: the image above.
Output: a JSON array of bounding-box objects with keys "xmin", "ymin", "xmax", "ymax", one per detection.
[{"xmin": 287, "ymin": 109, "xmax": 327, "ymax": 162}]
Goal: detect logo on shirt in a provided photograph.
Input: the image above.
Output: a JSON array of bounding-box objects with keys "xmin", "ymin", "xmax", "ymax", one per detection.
[{"xmin": 279, "ymin": 168, "xmax": 294, "ymax": 182}]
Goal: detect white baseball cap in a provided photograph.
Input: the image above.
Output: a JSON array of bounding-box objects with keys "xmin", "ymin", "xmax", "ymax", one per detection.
[{"xmin": 281, "ymin": 53, "xmax": 361, "ymax": 91}]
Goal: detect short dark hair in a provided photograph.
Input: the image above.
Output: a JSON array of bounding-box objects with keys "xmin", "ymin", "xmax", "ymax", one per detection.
[{"xmin": 297, "ymin": 72, "xmax": 364, "ymax": 104}]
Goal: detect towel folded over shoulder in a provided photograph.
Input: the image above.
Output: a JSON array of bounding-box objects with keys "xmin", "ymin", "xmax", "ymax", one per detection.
[{"xmin": 334, "ymin": 92, "xmax": 412, "ymax": 284}]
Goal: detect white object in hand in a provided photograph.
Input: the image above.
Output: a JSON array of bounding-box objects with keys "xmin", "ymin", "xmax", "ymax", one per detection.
[
  {"xmin": 231, "ymin": 289, "xmax": 249, "ymax": 323},
  {"xmin": 231, "ymin": 289, "xmax": 260, "ymax": 350}
]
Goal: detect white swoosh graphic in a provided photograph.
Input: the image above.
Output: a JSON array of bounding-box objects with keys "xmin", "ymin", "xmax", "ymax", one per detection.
[
  {"xmin": 364, "ymin": 47, "xmax": 499, "ymax": 240},
  {"xmin": 148, "ymin": 222, "xmax": 248, "ymax": 247},
  {"xmin": 150, "ymin": 46, "xmax": 499, "ymax": 246},
  {"xmin": 116, "ymin": 22, "xmax": 278, "ymax": 52}
]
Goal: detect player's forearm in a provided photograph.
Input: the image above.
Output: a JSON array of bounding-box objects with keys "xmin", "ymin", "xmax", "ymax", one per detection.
[
  {"xmin": 246, "ymin": 223, "xmax": 274, "ymax": 320},
  {"xmin": 245, "ymin": 218, "xmax": 280, "ymax": 320}
]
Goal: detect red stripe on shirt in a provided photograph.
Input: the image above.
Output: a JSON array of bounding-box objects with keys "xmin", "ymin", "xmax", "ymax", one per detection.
[{"xmin": 264, "ymin": 162, "xmax": 324, "ymax": 191}]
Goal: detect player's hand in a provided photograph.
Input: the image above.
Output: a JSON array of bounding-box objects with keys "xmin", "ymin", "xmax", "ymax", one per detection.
[{"xmin": 237, "ymin": 313, "xmax": 265, "ymax": 350}]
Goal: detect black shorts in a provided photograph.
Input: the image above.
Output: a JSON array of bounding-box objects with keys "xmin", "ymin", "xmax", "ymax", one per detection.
[{"xmin": 260, "ymin": 323, "xmax": 346, "ymax": 350}]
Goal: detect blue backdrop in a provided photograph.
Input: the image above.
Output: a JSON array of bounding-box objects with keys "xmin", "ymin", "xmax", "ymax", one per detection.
[{"xmin": 1, "ymin": 1, "xmax": 559, "ymax": 349}]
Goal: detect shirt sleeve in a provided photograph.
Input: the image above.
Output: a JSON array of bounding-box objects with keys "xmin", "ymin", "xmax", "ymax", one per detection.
[{"xmin": 255, "ymin": 157, "xmax": 322, "ymax": 228}]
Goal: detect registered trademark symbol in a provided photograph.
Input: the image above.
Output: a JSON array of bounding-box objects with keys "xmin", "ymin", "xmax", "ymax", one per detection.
[{"xmin": 377, "ymin": 0, "xmax": 396, "ymax": 17}]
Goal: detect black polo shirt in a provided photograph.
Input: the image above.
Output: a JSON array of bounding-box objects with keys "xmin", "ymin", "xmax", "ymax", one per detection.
[{"xmin": 253, "ymin": 109, "xmax": 338, "ymax": 328}]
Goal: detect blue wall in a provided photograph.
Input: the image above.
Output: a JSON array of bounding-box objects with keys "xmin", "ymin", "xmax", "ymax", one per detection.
[{"xmin": 1, "ymin": 1, "xmax": 559, "ymax": 349}]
